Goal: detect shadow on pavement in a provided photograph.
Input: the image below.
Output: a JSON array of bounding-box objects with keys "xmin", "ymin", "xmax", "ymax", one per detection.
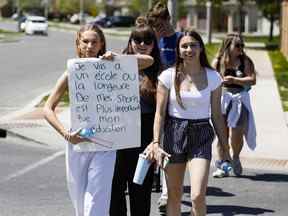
[
  {"xmin": 180, "ymin": 205, "xmax": 274, "ymax": 215},
  {"xmin": 183, "ymin": 186, "xmax": 235, "ymax": 197},
  {"xmin": 238, "ymin": 173, "xmax": 288, "ymax": 182},
  {"xmin": 207, "ymin": 205, "xmax": 275, "ymax": 215}
]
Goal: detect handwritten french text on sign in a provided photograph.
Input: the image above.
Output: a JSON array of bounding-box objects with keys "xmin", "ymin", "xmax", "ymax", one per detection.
[{"xmin": 67, "ymin": 56, "xmax": 141, "ymax": 152}]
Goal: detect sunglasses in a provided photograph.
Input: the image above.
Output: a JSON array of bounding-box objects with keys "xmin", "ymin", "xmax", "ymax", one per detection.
[
  {"xmin": 133, "ymin": 37, "xmax": 154, "ymax": 45},
  {"xmin": 235, "ymin": 43, "xmax": 244, "ymax": 49}
]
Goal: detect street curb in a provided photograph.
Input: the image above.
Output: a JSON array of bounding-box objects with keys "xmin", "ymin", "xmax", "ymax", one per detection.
[{"xmin": 0, "ymin": 91, "xmax": 50, "ymax": 123}]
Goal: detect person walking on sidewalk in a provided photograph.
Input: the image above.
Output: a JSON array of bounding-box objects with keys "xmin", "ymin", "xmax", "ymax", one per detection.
[
  {"xmin": 146, "ymin": 2, "xmax": 182, "ymax": 212},
  {"xmin": 109, "ymin": 23, "xmax": 161, "ymax": 216},
  {"xmin": 212, "ymin": 33, "xmax": 257, "ymax": 178},
  {"xmin": 146, "ymin": 29, "xmax": 228, "ymax": 216},
  {"xmin": 43, "ymin": 23, "xmax": 154, "ymax": 216}
]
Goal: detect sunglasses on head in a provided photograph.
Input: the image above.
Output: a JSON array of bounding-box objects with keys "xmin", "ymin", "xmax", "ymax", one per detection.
[
  {"xmin": 133, "ymin": 36, "xmax": 154, "ymax": 45},
  {"xmin": 235, "ymin": 43, "xmax": 244, "ymax": 48}
]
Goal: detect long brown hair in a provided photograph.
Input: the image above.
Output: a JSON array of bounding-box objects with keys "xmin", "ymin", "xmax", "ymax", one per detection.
[
  {"xmin": 214, "ymin": 33, "xmax": 249, "ymax": 75},
  {"xmin": 123, "ymin": 26, "xmax": 161, "ymax": 103},
  {"xmin": 75, "ymin": 23, "xmax": 106, "ymax": 58},
  {"xmin": 174, "ymin": 29, "xmax": 212, "ymax": 109}
]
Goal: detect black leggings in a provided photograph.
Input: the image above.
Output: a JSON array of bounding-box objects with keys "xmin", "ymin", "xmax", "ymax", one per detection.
[{"xmin": 109, "ymin": 113, "xmax": 155, "ymax": 216}]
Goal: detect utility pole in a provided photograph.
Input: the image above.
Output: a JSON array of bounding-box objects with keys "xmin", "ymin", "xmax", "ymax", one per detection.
[
  {"xmin": 16, "ymin": 0, "xmax": 21, "ymax": 32},
  {"xmin": 79, "ymin": 0, "xmax": 84, "ymax": 25},
  {"xmin": 168, "ymin": 0, "xmax": 177, "ymax": 29},
  {"xmin": 206, "ymin": 0, "xmax": 212, "ymax": 44},
  {"xmin": 43, "ymin": 0, "xmax": 49, "ymax": 18}
]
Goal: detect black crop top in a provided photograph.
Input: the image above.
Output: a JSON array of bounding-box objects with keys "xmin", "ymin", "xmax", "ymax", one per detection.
[{"xmin": 223, "ymin": 56, "xmax": 246, "ymax": 89}]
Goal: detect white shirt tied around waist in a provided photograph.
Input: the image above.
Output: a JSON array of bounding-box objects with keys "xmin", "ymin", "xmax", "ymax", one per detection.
[{"xmin": 221, "ymin": 90, "xmax": 256, "ymax": 150}]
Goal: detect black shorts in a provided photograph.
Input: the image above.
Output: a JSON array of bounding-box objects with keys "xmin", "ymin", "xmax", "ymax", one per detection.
[{"xmin": 163, "ymin": 116, "xmax": 215, "ymax": 163}]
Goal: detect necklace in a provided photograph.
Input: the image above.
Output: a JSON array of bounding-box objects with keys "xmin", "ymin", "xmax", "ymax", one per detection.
[{"xmin": 185, "ymin": 70, "xmax": 202, "ymax": 84}]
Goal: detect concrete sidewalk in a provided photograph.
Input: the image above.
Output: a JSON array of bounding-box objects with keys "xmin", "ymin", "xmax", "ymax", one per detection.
[
  {"xmin": 242, "ymin": 49, "xmax": 288, "ymax": 161},
  {"xmin": 0, "ymin": 48, "xmax": 287, "ymax": 171}
]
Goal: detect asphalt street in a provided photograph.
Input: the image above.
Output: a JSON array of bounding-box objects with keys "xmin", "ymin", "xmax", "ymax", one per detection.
[{"xmin": 1, "ymin": 134, "xmax": 288, "ymax": 216}]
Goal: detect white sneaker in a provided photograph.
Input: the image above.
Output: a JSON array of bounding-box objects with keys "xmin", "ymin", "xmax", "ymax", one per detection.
[
  {"xmin": 212, "ymin": 168, "xmax": 230, "ymax": 178},
  {"xmin": 157, "ymin": 197, "xmax": 167, "ymax": 213}
]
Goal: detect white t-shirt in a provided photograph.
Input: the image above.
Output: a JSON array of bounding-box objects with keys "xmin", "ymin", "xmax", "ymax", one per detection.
[{"xmin": 158, "ymin": 67, "xmax": 222, "ymax": 120}]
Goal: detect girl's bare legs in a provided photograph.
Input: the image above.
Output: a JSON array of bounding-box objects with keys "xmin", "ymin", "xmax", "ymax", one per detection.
[
  {"xmin": 216, "ymin": 125, "xmax": 231, "ymax": 161},
  {"xmin": 188, "ymin": 158, "xmax": 210, "ymax": 216},
  {"xmin": 165, "ymin": 163, "xmax": 186, "ymax": 216},
  {"xmin": 230, "ymin": 127, "xmax": 244, "ymax": 159},
  {"xmin": 230, "ymin": 127, "xmax": 245, "ymax": 176},
  {"xmin": 213, "ymin": 125, "xmax": 232, "ymax": 178}
]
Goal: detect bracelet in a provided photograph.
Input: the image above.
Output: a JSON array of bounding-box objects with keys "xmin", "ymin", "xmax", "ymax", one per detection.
[{"xmin": 152, "ymin": 140, "xmax": 160, "ymax": 144}]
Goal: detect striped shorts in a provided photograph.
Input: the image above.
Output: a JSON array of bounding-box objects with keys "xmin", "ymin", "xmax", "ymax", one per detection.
[{"xmin": 163, "ymin": 116, "xmax": 215, "ymax": 163}]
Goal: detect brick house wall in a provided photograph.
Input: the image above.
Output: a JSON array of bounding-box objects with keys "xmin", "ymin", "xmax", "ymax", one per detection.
[{"xmin": 281, "ymin": 0, "xmax": 288, "ymax": 59}]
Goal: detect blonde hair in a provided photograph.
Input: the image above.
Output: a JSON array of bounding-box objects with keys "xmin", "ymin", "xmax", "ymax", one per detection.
[{"xmin": 75, "ymin": 23, "xmax": 106, "ymax": 58}]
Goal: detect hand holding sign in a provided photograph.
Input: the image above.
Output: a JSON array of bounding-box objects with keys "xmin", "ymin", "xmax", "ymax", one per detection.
[{"xmin": 67, "ymin": 56, "xmax": 141, "ymax": 152}]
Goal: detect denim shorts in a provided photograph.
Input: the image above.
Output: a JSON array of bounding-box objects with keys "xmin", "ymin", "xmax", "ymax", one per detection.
[{"xmin": 163, "ymin": 116, "xmax": 215, "ymax": 163}]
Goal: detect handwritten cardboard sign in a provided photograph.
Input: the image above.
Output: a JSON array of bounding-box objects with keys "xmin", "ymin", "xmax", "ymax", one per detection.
[{"xmin": 67, "ymin": 56, "xmax": 141, "ymax": 152}]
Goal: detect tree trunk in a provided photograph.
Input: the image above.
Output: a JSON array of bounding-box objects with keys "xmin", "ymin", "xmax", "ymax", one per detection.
[{"xmin": 269, "ymin": 15, "xmax": 274, "ymax": 42}]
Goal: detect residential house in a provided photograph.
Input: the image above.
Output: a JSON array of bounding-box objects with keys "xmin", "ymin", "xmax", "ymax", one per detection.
[{"xmin": 185, "ymin": 0, "xmax": 279, "ymax": 35}]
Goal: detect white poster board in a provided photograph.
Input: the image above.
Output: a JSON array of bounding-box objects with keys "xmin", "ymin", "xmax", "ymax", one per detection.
[{"xmin": 67, "ymin": 56, "xmax": 141, "ymax": 152}]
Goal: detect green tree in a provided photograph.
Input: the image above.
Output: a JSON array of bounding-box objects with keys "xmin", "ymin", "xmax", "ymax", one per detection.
[
  {"xmin": 255, "ymin": 0, "xmax": 281, "ymax": 41},
  {"xmin": 177, "ymin": 0, "xmax": 188, "ymax": 19},
  {"xmin": 130, "ymin": 0, "xmax": 149, "ymax": 16},
  {"xmin": 20, "ymin": 0, "xmax": 42, "ymax": 12},
  {"xmin": 85, "ymin": 0, "xmax": 99, "ymax": 16},
  {"xmin": 55, "ymin": 0, "xmax": 79, "ymax": 15}
]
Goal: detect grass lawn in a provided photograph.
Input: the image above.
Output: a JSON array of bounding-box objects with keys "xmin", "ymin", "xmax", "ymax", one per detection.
[
  {"xmin": 38, "ymin": 91, "xmax": 70, "ymax": 107},
  {"xmin": 268, "ymin": 50, "xmax": 288, "ymax": 111},
  {"xmin": 205, "ymin": 43, "xmax": 220, "ymax": 64},
  {"xmin": 244, "ymin": 35, "xmax": 279, "ymax": 44},
  {"xmin": 244, "ymin": 35, "xmax": 279, "ymax": 49},
  {"xmin": 0, "ymin": 29, "xmax": 22, "ymax": 42}
]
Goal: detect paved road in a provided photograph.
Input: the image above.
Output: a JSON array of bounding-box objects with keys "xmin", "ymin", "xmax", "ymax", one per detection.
[
  {"xmin": 0, "ymin": 21, "xmax": 127, "ymax": 117},
  {"xmin": 1, "ymin": 134, "xmax": 288, "ymax": 216},
  {"xmin": 0, "ymin": 135, "xmax": 73, "ymax": 216}
]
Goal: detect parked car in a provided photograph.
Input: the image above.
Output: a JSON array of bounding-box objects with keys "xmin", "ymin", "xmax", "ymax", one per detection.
[
  {"xmin": 94, "ymin": 16, "xmax": 111, "ymax": 27},
  {"xmin": 25, "ymin": 16, "xmax": 48, "ymax": 36},
  {"xmin": 105, "ymin": 16, "xmax": 135, "ymax": 27}
]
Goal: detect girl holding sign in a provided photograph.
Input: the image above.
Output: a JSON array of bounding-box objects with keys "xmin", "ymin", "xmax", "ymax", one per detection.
[
  {"xmin": 146, "ymin": 29, "xmax": 228, "ymax": 216},
  {"xmin": 44, "ymin": 22, "xmax": 154, "ymax": 216},
  {"xmin": 109, "ymin": 24, "xmax": 161, "ymax": 216}
]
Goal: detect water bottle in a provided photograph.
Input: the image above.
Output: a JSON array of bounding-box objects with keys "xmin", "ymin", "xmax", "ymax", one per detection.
[
  {"xmin": 79, "ymin": 127, "xmax": 96, "ymax": 138},
  {"xmin": 215, "ymin": 160, "xmax": 232, "ymax": 173},
  {"xmin": 221, "ymin": 161, "xmax": 232, "ymax": 173}
]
